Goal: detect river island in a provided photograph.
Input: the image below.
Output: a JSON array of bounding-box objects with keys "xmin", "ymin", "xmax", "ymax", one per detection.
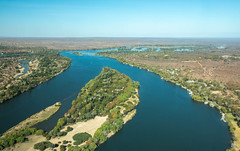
[
  {"xmin": 1, "ymin": 67, "xmax": 140, "ymax": 151},
  {"xmin": 96, "ymin": 49, "xmax": 240, "ymax": 151}
]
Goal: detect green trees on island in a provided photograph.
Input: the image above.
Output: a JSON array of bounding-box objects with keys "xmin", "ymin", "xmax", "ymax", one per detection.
[
  {"xmin": 48, "ymin": 67, "xmax": 139, "ymax": 151},
  {"xmin": 34, "ymin": 141, "xmax": 55, "ymax": 151},
  {"xmin": 48, "ymin": 67, "xmax": 139, "ymax": 138},
  {"xmin": 72, "ymin": 133, "xmax": 92, "ymax": 145}
]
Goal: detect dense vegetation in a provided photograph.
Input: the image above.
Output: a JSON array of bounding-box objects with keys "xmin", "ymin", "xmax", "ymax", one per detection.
[
  {"xmin": 34, "ymin": 141, "xmax": 55, "ymax": 151},
  {"xmin": 0, "ymin": 128, "xmax": 37, "ymax": 150},
  {"xmin": 45, "ymin": 67, "xmax": 140, "ymax": 150},
  {"xmin": 0, "ymin": 52, "xmax": 71, "ymax": 103},
  {"xmin": 72, "ymin": 133, "xmax": 92, "ymax": 145}
]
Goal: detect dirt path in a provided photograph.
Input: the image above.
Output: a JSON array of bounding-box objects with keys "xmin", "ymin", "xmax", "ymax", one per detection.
[{"xmin": 198, "ymin": 61, "xmax": 212, "ymax": 77}]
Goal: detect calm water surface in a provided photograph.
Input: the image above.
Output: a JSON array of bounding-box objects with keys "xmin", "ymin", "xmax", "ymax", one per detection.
[{"xmin": 0, "ymin": 51, "xmax": 231, "ymax": 151}]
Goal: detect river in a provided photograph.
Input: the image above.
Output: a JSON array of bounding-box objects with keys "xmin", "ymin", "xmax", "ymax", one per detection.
[{"xmin": 0, "ymin": 51, "xmax": 231, "ymax": 150}]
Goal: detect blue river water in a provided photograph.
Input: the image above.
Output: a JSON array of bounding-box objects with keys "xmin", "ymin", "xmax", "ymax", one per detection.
[
  {"xmin": 0, "ymin": 51, "xmax": 231, "ymax": 150},
  {"xmin": 16, "ymin": 60, "xmax": 29, "ymax": 77}
]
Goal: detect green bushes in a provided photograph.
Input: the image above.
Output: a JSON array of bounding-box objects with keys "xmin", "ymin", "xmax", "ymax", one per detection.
[
  {"xmin": 63, "ymin": 140, "xmax": 68, "ymax": 144},
  {"xmin": 60, "ymin": 145, "xmax": 66, "ymax": 151},
  {"xmin": 72, "ymin": 132, "xmax": 92, "ymax": 145},
  {"xmin": 67, "ymin": 126, "xmax": 73, "ymax": 132},
  {"xmin": 35, "ymin": 129, "xmax": 44, "ymax": 135},
  {"xmin": 68, "ymin": 141, "xmax": 97, "ymax": 151},
  {"xmin": 94, "ymin": 122, "xmax": 110, "ymax": 143},
  {"xmin": 34, "ymin": 141, "xmax": 55, "ymax": 151},
  {"xmin": 67, "ymin": 118, "xmax": 75, "ymax": 124},
  {"xmin": 48, "ymin": 117, "xmax": 67, "ymax": 137},
  {"xmin": 66, "ymin": 67, "xmax": 139, "ymax": 124},
  {"xmin": 0, "ymin": 128, "xmax": 37, "ymax": 150}
]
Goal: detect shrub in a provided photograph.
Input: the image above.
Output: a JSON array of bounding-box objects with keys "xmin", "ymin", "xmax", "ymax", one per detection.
[
  {"xmin": 72, "ymin": 132, "xmax": 92, "ymax": 145},
  {"xmin": 67, "ymin": 126, "xmax": 73, "ymax": 132},
  {"xmin": 16, "ymin": 136, "xmax": 25, "ymax": 143},
  {"xmin": 63, "ymin": 140, "xmax": 68, "ymax": 144},
  {"xmin": 57, "ymin": 131, "xmax": 67, "ymax": 137},
  {"xmin": 34, "ymin": 141, "xmax": 55, "ymax": 151},
  {"xmin": 67, "ymin": 118, "xmax": 75, "ymax": 124},
  {"xmin": 73, "ymin": 141, "xmax": 81, "ymax": 145},
  {"xmin": 60, "ymin": 145, "xmax": 66, "ymax": 151},
  {"xmin": 45, "ymin": 135, "xmax": 51, "ymax": 140},
  {"xmin": 35, "ymin": 129, "xmax": 44, "ymax": 135},
  {"xmin": 0, "ymin": 128, "xmax": 37, "ymax": 150}
]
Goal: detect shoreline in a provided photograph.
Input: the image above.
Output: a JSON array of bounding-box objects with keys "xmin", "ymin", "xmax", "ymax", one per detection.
[
  {"xmin": 0, "ymin": 54, "xmax": 72, "ymax": 104},
  {"xmin": 2, "ymin": 68, "xmax": 140, "ymax": 151},
  {"xmin": 3, "ymin": 102, "xmax": 61, "ymax": 136},
  {"xmin": 3, "ymin": 90, "xmax": 140, "ymax": 151},
  {"xmin": 98, "ymin": 54, "xmax": 238, "ymax": 151}
]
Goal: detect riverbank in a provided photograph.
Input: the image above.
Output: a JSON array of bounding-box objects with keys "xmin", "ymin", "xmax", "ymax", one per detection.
[
  {"xmin": 3, "ymin": 102, "xmax": 61, "ymax": 136},
  {"xmin": 2, "ymin": 67, "xmax": 140, "ymax": 151},
  {"xmin": 3, "ymin": 109, "xmax": 138, "ymax": 151},
  {"xmin": 97, "ymin": 52, "xmax": 237, "ymax": 151},
  {"xmin": 0, "ymin": 52, "xmax": 72, "ymax": 103},
  {"xmin": 4, "ymin": 116, "xmax": 107, "ymax": 151},
  {"xmin": 225, "ymin": 113, "xmax": 240, "ymax": 150}
]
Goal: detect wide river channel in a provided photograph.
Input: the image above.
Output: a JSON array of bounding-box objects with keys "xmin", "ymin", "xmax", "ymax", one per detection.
[{"xmin": 0, "ymin": 51, "xmax": 231, "ymax": 150}]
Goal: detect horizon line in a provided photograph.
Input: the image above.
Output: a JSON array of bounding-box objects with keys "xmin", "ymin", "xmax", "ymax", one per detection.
[{"xmin": 0, "ymin": 36, "xmax": 240, "ymax": 39}]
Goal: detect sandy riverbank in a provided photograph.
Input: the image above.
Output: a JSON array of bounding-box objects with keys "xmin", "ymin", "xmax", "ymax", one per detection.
[
  {"xmin": 3, "ymin": 88, "xmax": 139, "ymax": 151},
  {"xmin": 50, "ymin": 116, "xmax": 108, "ymax": 149},
  {"xmin": 3, "ymin": 102, "xmax": 61, "ymax": 136},
  {"xmin": 4, "ymin": 116, "xmax": 107, "ymax": 151}
]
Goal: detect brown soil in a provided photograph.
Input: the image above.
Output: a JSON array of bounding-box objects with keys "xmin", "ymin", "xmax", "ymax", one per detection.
[
  {"xmin": 131, "ymin": 58, "xmax": 240, "ymax": 89},
  {"xmin": 1, "ymin": 38, "xmax": 240, "ymax": 51}
]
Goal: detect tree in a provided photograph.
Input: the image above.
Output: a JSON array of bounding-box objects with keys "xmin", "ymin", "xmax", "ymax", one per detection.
[
  {"xmin": 16, "ymin": 136, "xmax": 24, "ymax": 143},
  {"xmin": 73, "ymin": 133, "xmax": 92, "ymax": 145},
  {"xmin": 35, "ymin": 129, "xmax": 44, "ymax": 135},
  {"xmin": 67, "ymin": 126, "xmax": 73, "ymax": 132}
]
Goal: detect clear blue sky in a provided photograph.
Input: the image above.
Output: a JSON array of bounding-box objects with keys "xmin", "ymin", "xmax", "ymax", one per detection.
[{"xmin": 0, "ymin": 0, "xmax": 239, "ymax": 37}]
